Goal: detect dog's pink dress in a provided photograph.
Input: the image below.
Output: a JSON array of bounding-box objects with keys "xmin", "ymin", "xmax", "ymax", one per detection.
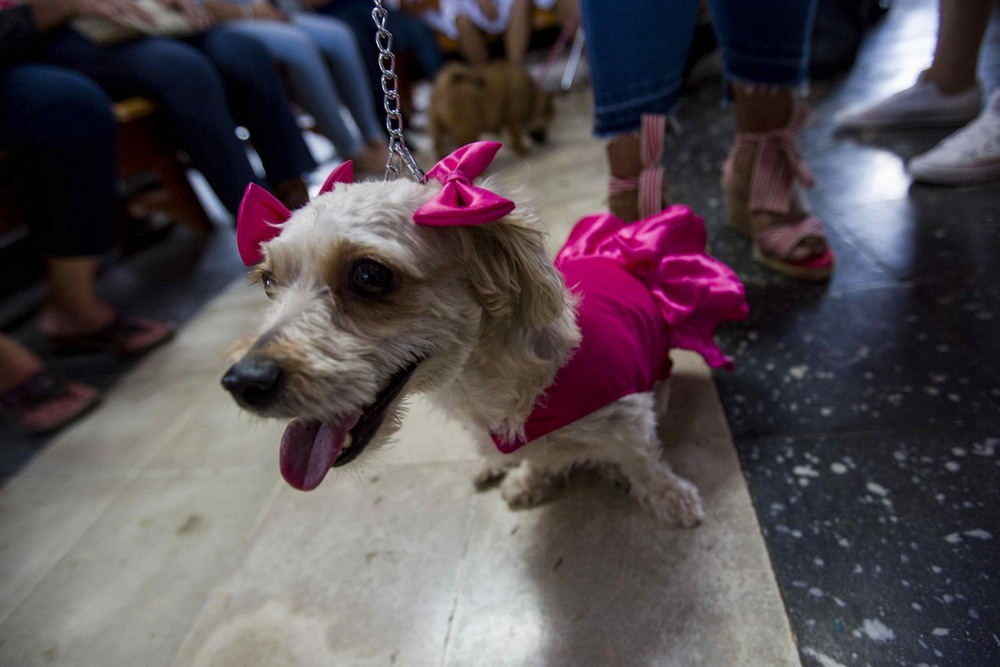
[
  {"xmin": 235, "ymin": 142, "xmax": 746, "ymax": 465},
  {"xmin": 491, "ymin": 206, "xmax": 748, "ymax": 454}
]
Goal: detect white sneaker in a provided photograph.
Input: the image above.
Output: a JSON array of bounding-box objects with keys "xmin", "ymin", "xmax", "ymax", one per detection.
[
  {"xmin": 909, "ymin": 91, "xmax": 1000, "ymax": 185},
  {"xmin": 835, "ymin": 72, "xmax": 982, "ymax": 129}
]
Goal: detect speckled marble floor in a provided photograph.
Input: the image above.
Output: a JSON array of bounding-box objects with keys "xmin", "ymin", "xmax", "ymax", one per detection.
[
  {"xmin": 3, "ymin": 0, "xmax": 1000, "ymax": 665},
  {"xmin": 698, "ymin": 1, "xmax": 1000, "ymax": 665}
]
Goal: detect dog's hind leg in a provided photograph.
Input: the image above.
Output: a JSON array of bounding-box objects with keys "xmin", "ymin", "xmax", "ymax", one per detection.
[
  {"xmin": 429, "ymin": 113, "xmax": 450, "ymax": 160},
  {"xmin": 504, "ymin": 121, "xmax": 529, "ymax": 156}
]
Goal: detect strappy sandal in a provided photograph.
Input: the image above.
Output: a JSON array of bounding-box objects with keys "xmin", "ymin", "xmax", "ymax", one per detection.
[
  {"xmin": 0, "ymin": 371, "xmax": 100, "ymax": 434},
  {"xmin": 49, "ymin": 315, "xmax": 175, "ymax": 357},
  {"xmin": 722, "ymin": 106, "xmax": 835, "ymax": 282},
  {"xmin": 608, "ymin": 113, "xmax": 672, "ymax": 222}
]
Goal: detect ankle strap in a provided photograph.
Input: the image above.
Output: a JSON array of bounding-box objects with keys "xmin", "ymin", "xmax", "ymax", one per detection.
[
  {"xmin": 735, "ymin": 106, "xmax": 816, "ymax": 215},
  {"xmin": 608, "ymin": 114, "xmax": 670, "ymax": 219}
]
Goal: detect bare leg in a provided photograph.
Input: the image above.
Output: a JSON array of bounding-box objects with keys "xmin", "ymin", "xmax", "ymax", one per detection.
[
  {"xmin": 606, "ymin": 131, "xmax": 641, "ymax": 222},
  {"xmin": 0, "ymin": 334, "xmax": 44, "ymax": 391},
  {"xmin": 0, "ymin": 332, "xmax": 101, "ymax": 431},
  {"xmin": 37, "ymin": 256, "xmax": 114, "ymax": 338},
  {"xmin": 926, "ymin": 0, "xmax": 993, "ymax": 95},
  {"xmin": 730, "ymin": 85, "xmax": 824, "ymax": 261},
  {"xmin": 37, "ymin": 256, "xmax": 173, "ymax": 354},
  {"xmin": 732, "ymin": 84, "xmax": 793, "ymax": 133},
  {"xmin": 504, "ymin": 0, "xmax": 533, "ymax": 65},
  {"xmin": 553, "ymin": 0, "xmax": 579, "ymax": 29},
  {"xmin": 456, "ymin": 15, "xmax": 490, "ymax": 65}
]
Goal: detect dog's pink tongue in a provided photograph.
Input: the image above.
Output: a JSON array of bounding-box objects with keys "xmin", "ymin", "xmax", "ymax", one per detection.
[{"xmin": 279, "ymin": 415, "xmax": 357, "ymax": 491}]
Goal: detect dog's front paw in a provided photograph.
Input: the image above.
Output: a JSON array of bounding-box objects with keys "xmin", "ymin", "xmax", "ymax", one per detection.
[
  {"xmin": 473, "ymin": 460, "xmax": 509, "ymax": 490},
  {"xmin": 642, "ymin": 477, "xmax": 705, "ymax": 529},
  {"xmin": 499, "ymin": 465, "xmax": 556, "ymax": 508}
]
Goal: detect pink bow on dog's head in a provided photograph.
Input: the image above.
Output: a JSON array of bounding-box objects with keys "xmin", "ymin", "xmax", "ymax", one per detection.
[
  {"xmin": 236, "ymin": 161, "xmax": 354, "ymax": 265},
  {"xmin": 413, "ymin": 141, "xmax": 515, "ymax": 227},
  {"xmin": 236, "ymin": 142, "xmax": 513, "ymax": 265}
]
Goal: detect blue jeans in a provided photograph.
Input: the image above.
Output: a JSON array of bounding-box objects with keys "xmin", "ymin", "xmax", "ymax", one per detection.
[
  {"xmin": 579, "ymin": 0, "xmax": 817, "ymax": 137},
  {"xmin": 41, "ymin": 27, "xmax": 315, "ymax": 215},
  {"xmin": 0, "ymin": 65, "xmax": 116, "ymax": 257},
  {"xmin": 227, "ymin": 14, "xmax": 384, "ymax": 158},
  {"xmin": 316, "ymin": 1, "xmax": 445, "ymax": 115}
]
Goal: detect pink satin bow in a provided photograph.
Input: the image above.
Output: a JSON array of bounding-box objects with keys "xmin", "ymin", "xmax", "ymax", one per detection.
[
  {"xmin": 236, "ymin": 141, "xmax": 512, "ymax": 265},
  {"xmin": 413, "ymin": 141, "xmax": 515, "ymax": 226},
  {"xmin": 236, "ymin": 161, "xmax": 354, "ymax": 265}
]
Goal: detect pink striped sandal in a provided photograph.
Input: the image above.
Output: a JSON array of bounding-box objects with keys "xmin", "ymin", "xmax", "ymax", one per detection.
[
  {"xmin": 722, "ymin": 106, "xmax": 835, "ymax": 282},
  {"xmin": 608, "ymin": 114, "xmax": 672, "ymax": 222}
]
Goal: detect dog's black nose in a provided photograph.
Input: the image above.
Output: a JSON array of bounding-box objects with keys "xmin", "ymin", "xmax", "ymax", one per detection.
[{"xmin": 221, "ymin": 357, "xmax": 284, "ymax": 409}]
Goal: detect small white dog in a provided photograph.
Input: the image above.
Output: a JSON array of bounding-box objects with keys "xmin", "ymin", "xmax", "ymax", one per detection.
[{"xmin": 223, "ymin": 142, "xmax": 745, "ymax": 527}]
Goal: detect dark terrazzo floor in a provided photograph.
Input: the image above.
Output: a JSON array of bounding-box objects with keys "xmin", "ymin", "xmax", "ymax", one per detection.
[
  {"xmin": 3, "ymin": 0, "xmax": 999, "ymax": 665},
  {"xmin": 675, "ymin": 0, "xmax": 1000, "ymax": 664}
]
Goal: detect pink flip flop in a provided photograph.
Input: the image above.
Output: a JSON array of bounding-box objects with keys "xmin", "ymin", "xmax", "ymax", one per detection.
[{"xmin": 0, "ymin": 371, "xmax": 101, "ymax": 434}]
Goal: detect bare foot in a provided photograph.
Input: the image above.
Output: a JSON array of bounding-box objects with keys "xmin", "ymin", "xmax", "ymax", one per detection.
[
  {"xmin": 353, "ymin": 141, "xmax": 391, "ymax": 176},
  {"xmin": 274, "ymin": 177, "xmax": 310, "ymax": 210}
]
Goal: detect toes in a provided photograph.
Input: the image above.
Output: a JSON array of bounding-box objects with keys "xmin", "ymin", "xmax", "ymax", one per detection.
[
  {"xmin": 634, "ymin": 477, "xmax": 705, "ymax": 528},
  {"xmin": 500, "ymin": 471, "xmax": 554, "ymax": 508},
  {"xmin": 473, "ymin": 462, "xmax": 508, "ymax": 490}
]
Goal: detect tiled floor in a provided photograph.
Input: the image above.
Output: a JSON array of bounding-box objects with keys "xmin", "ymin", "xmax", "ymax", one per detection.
[
  {"xmin": 0, "ymin": 280, "xmax": 797, "ymax": 665},
  {"xmin": 3, "ymin": 0, "xmax": 1000, "ymax": 664}
]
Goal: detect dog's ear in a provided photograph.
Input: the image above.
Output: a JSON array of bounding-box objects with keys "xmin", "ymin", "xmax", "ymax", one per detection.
[{"xmin": 458, "ymin": 214, "xmax": 565, "ymax": 330}]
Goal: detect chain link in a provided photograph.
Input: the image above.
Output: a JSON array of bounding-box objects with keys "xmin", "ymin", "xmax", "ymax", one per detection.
[{"xmin": 371, "ymin": 1, "xmax": 426, "ymax": 183}]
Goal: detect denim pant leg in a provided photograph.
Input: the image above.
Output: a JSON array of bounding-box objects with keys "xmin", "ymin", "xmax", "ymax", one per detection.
[
  {"xmin": 316, "ymin": 2, "xmax": 385, "ymax": 115},
  {"xmin": 385, "ymin": 10, "xmax": 444, "ymax": 79},
  {"xmin": 191, "ymin": 27, "xmax": 317, "ymax": 188},
  {"xmin": 293, "ymin": 13, "xmax": 385, "ymax": 142},
  {"xmin": 709, "ymin": 0, "xmax": 816, "ymax": 87},
  {"xmin": 578, "ymin": 0, "xmax": 700, "ymax": 137},
  {"xmin": 222, "ymin": 20, "xmax": 363, "ymax": 159},
  {"xmin": 41, "ymin": 28, "xmax": 258, "ymax": 216},
  {"xmin": 0, "ymin": 65, "xmax": 116, "ymax": 256}
]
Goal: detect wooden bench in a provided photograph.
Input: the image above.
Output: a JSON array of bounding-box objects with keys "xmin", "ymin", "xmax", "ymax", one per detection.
[{"xmin": 113, "ymin": 97, "xmax": 213, "ymax": 234}]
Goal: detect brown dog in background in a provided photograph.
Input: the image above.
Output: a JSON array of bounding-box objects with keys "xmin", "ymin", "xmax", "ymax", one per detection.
[{"xmin": 428, "ymin": 60, "xmax": 554, "ymax": 158}]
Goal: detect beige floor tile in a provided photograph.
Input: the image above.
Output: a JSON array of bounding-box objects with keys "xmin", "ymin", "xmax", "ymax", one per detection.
[
  {"xmin": 377, "ymin": 395, "xmax": 481, "ymax": 467},
  {"xmin": 663, "ymin": 350, "xmax": 744, "ymax": 448},
  {"xmin": 139, "ymin": 281, "xmax": 265, "ymax": 384},
  {"xmin": 0, "ymin": 472, "xmax": 126, "ymax": 623},
  {"xmin": 18, "ymin": 375, "xmax": 205, "ymax": 477},
  {"xmin": 445, "ymin": 431, "xmax": 796, "ymax": 666},
  {"xmin": 174, "ymin": 356, "xmax": 796, "ymax": 667},
  {"xmin": 144, "ymin": 381, "xmax": 284, "ymax": 473},
  {"xmin": 172, "ymin": 463, "xmax": 479, "ymax": 667},
  {"xmin": 0, "ymin": 472, "xmax": 278, "ymax": 667}
]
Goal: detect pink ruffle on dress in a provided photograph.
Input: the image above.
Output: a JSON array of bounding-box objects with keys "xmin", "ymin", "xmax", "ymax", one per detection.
[{"xmin": 491, "ymin": 205, "xmax": 748, "ymax": 454}]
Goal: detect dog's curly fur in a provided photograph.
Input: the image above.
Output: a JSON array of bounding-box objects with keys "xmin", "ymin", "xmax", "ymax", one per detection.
[
  {"xmin": 428, "ymin": 61, "xmax": 555, "ymax": 159},
  {"xmin": 226, "ymin": 178, "xmax": 703, "ymax": 527}
]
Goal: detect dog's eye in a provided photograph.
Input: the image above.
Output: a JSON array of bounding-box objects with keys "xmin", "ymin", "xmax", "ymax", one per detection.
[
  {"xmin": 260, "ymin": 271, "xmax": 276, "ymax": 299},
  {"xmin": 350, "ymin": 259, "xmax": 393, "ymax": 298}
]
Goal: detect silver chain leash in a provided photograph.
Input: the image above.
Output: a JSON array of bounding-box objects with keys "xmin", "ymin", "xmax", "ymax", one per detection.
[{"xmin": 371, "ymin": 0, "xmax": 427, "ymax": 183}]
